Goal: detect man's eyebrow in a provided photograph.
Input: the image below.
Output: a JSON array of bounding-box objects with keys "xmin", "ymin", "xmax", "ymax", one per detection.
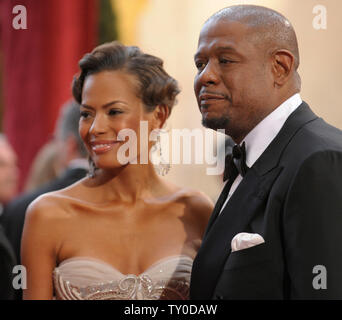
[
  {"xmin": 194, "ymin": 52, "xmax": 202, "ymax": 60},
  {"xmin": 194, "ymin": 45, "xmax": 239, "ymax": 60},
  {"xmin": 216, "ymin": 46, "xmax": 239, "ymax": 53},
  {"xmin": 81, "ymin": 100, "xmax": 127, "ymax": 109}
]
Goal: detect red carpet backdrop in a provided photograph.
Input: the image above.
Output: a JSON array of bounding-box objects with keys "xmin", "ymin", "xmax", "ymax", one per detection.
[{"xmin": 0, "ymin": 0, "xmax": 99, "ymax": 190}]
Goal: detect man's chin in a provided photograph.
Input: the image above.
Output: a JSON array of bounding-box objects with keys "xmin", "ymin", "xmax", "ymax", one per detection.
[{"xmin": 202, "ymin": 116, "xmax": 229, "ymax": 131}]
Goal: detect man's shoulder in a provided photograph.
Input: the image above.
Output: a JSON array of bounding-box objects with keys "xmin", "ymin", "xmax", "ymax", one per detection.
[
  {"xmin": 6, "ymin": 167, "xmax": 87, "ymax": 215},
  {"xmin": 288, "ymin": 116, "xmax": 342, "ymax": 155},
  {"xmin": 306, "ymin": 116, "xmax": 342, "ymax": 142},
  {"xmin": 273, "ymin": 115, "xmax": 342, "ymax": 180}
]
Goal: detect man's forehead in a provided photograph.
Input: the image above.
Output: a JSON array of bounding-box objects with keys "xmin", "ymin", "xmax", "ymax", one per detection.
[
  {"xmin": 196, "ymin": 19, "xmax": 252, "ymax": 54},
  {"xmin": 201, "ymin": 17, "xmax": 249, "ymax": 37},
  {"xmin": 198, "ymin": 19, "xmax": 250, "ymax": 45}
]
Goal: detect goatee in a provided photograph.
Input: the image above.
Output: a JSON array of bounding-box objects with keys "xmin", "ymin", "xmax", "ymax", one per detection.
[{"xmin": 202, "ymin": 116, "xmax": 229, "ymax": 131}]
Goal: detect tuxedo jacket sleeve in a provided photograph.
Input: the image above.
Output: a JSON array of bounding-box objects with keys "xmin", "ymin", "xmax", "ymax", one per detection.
[
  {"xmin": 283, "ymin": 150, "xmax": 342, "ymax": 298},
  {"xmin": 190, "ymin": 102, "xmax": 342, "ymax": 300},
  {"xmin": 0, "ymin": 224, "xmax": 16, "ymax": 300}
]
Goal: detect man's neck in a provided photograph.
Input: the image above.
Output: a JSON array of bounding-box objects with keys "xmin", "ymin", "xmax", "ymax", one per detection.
[{"xmin": 230, "ymin": 90, "xmax": 301, "ymax": 144}]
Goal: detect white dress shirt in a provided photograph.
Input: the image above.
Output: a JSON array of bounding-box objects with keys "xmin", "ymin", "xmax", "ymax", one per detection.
[{"xmin": 219, "ymin": 93, "xmax": 303, "ymax": 214}]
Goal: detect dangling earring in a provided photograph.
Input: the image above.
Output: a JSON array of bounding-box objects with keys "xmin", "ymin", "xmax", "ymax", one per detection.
[
  {"xmin": 88, "ymin": 157, "xmax": 97, "ymax": 178},
  {"xmin": 152, "ymin": 130, "xmax": 171, "ymax": 176}
]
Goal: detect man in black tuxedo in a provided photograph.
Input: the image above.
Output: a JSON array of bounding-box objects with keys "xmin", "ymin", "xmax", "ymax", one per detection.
[
  {"xmin": 0, "ymin": 135, "xmax": 18, "ymax": 299},
  {"xmin": 1, "ymin": 100, "xmax": 88, "ymax": 267},
  {"xmin": 190, "ymin": 5, "xmax": 342, "ymax": 299},
  {"xmin": 0, "ymin": 224, "xmax": 16, "ymax": 299}
]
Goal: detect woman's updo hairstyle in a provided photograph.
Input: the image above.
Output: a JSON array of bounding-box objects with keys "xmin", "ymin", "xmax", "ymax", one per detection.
[{"xmin": 72, "ymin": 41, "xmax": 180, "ymax": 115}]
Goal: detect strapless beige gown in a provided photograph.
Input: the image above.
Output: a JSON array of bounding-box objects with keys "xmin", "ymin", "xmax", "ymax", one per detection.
[{"xmin": 53, "ymin": 255, "xmax": 193, "ymax": 300}]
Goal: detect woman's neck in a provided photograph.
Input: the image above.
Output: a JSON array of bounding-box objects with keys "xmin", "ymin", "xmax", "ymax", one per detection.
[{"xmin": 85, "ymin": 163, "xmax": 162, "ymax": 204}]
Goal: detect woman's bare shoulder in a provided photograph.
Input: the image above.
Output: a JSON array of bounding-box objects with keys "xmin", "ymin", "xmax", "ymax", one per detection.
[
  {"xmin": 33, "ymin": 176, "xmax": 88, "ymax": 203},
  {"xmin": 181, "ymin": 188, "xmax": 214, "ymax": 214},
  {"xmin": 22, "ymin": 192, "xmax": 75, "ymax": 255},
  {"xmin": 165, "ymin": 183, "xmax": 214, "ymax": 222},
  {"xmin": 170, "ymin": 187, "xmax": 214, "ymax": 240},
  {"xmin": 26, "ymin": 181, "xmax": 84, "ymax": 222}
]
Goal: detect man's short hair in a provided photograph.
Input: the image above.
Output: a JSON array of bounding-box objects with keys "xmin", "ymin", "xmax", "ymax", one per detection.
[{"xmin": 54, "ymin": 100, "xmax": 87, "ymax": 157}]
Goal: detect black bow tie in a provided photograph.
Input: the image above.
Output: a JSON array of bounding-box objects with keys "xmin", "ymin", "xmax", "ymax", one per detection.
[{"xmin": 223, "ymin": 142, "xmax": 249, "ymax": 182}]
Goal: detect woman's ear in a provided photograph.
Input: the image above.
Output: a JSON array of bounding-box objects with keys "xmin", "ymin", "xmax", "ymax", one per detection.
[
  {"xmin": 153, "ymin": 105, "xmax": 169, "ymax": 129},
  {"xmin": 271, "ymin": 49, "xmax": 295, "ymax": 87}
]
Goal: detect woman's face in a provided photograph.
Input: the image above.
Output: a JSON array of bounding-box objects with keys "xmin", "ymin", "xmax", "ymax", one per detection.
[{"xmin": 79, "ymin": 70, "xmax": 156, "ymax": 170}]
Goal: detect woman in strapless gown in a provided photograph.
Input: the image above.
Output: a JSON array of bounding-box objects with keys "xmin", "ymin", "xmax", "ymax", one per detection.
[{"xmin": 21, "ymin": 41, "xmax": 214, "ymax": 300}]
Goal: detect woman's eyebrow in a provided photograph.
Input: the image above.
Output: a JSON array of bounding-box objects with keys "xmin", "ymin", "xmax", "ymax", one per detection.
[{"xmin": 81, "ymin": 100, "xmax": 128, "ymax": 109}]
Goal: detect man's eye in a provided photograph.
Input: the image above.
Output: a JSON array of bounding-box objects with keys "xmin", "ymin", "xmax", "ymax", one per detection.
[
  {"xmin": 195, "ymin": 61, "xmax": 206, "ymax": 70},
  {"xmin": 219, "ymin": 58, "xmax": 233, "ymax": 64}
]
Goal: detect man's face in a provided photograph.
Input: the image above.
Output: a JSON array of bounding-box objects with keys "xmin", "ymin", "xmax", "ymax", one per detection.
[
  {"xmin": 194, "ymin": 18, "xmax": 274, "ymax": 142},
  {"xmin": 0, "ymin": 140, "xmax": 18, "ymax": 204}
]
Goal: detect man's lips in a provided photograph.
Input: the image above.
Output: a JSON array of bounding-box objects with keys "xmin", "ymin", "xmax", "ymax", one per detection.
[
  {"xmin": 90, "ymin": 140, "xmax": 119, "ymax": 154},
  {"xmin": 199, "ymin": 93, "xmax": 227, "ymax": 106}
]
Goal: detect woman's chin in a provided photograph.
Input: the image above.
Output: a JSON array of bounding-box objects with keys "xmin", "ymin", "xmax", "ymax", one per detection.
[
  {"xmin": 92, "ymin": 153, "xmax": 142, "ymax": 172},
  {"xmin": 94, "ymin": 160, "xmax": 132, "ymax": 172}
]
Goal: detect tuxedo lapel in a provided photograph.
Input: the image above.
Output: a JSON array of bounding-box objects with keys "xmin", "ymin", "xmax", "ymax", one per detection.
[
  {"xmin": 191, "ymin": 166, "xmax": 281, "ymax": 298},
  {"xmin": 191, "ymin": 102, "xmax": 319, "ymax": 299},
  {"xmin": 203, "ymin": 178, "xmax": 235, "ymax": 238}
]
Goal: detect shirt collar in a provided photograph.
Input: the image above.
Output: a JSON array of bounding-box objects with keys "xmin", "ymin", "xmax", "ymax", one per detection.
[{"xmin": 243, "ymin": 93, "xmax": 302, "ymax": 168}]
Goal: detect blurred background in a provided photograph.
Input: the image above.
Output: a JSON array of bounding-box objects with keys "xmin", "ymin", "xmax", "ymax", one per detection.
[{"xmin": 0, "ymin": 0, "xmax": 341, "ymax": 203}]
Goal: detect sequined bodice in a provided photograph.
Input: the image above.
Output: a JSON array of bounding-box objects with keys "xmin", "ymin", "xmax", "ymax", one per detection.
[{"xmin": 53, "ymin": 255, "xmax": 193, "ymax": 300}]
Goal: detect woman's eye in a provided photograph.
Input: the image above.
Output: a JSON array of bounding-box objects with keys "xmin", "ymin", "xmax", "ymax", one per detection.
[
  {"xmin": 108, "ymin": 109, "xmax": 122, "ymax": 116},
  {"xmin": 80, "ymin": 111, "xmax": 91, "ymax": 118}
]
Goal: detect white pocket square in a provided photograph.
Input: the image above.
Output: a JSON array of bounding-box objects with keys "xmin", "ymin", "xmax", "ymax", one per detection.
[{"xmin": 231, "ymin": 232, "xmax": 265, "ymax": 252}]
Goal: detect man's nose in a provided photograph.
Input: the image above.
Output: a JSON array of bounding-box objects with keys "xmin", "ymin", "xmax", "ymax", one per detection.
[
  {"xmin": 89, "ymin": 114, "xmax": 107, "ymax": 135},
  {"xmin": 197, "ymin": 61, "xmax": 220, "ymax": 86}
]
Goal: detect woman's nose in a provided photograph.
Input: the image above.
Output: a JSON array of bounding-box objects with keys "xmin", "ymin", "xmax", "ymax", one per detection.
[{"xmin": 89, "ymin": 114, "xmax": 107, "ymax": 136}]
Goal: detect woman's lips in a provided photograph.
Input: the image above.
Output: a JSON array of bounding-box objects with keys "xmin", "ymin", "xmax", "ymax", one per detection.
[{"xmin": 90, "ymin": 140, "xmax": 118, "ymax": 154}]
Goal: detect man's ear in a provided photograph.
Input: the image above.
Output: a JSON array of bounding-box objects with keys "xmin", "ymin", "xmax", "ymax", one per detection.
[
  {"xmin": 152, "ymin": 105, "xmax": 169, "ymax": 129},
  {"xmin": 271, "ymin": 49, "xmax": 295, "ymax": 87}
]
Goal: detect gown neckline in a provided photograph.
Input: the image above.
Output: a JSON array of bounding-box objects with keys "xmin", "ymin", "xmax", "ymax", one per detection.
[{"xmin": 55, "ymin": 254, "xmax": 193, "ymax": 277}]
